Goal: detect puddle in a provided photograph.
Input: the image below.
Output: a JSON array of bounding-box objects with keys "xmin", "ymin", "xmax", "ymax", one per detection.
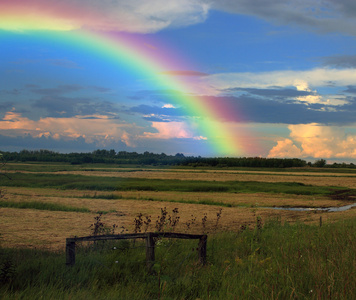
[{"xmin": 264, "ymin": 203, "xmax": 356, "ymax": 212}]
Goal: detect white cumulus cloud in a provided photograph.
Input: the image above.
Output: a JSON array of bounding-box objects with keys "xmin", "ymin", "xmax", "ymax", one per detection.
[{"xmin": 268, "ymin": 123, "xmax": 356, "ymax": 159}]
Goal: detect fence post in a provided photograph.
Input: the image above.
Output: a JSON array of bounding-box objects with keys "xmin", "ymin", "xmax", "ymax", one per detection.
[
  {"xmin": 146, "ymin": 233, "xmax": 155, "ymax": 273},
  {"xmin": 320, "ymin": 216, "xmax": 322, "ymax": 227},
  {"xmin": 66, "ymin": 239, "xmax": 76, "ymax": 266},
  {"xmin": 198, "ymin": 235, "xmax": 207, "ymax": 265}
]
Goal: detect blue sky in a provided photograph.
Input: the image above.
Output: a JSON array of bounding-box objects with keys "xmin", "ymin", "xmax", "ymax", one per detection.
[{"xmin": 1, "ymin": 0, "xmax": 356, "ymax": 162}]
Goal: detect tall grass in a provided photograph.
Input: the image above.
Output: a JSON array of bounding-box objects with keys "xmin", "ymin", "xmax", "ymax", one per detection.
[{"xmin": 1, "ymin": 217, "xmax": 355, "ymax": 299}]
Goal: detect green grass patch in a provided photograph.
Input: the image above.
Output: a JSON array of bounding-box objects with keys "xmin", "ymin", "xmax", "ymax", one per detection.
[
  {"xmin": 1, "ymin": 217, "xmax": 355, "ymax": 299},
  {"xmin": 0, "ymin": 200, "xmax": 90, "ymax": 213},
  {"xmin": 1, "ymin": 173, "xmax": 348, "ymax": 196}
]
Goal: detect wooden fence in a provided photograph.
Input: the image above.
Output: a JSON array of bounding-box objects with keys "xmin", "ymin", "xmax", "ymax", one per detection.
[{"xmin": 66, "ymin": 232, "xmax": 207, "ymax": 272}]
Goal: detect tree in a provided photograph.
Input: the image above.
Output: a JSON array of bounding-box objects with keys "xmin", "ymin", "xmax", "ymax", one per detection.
[{"xmin": 314, "ymin": 159, "xmax": 326, "ymax": 167}]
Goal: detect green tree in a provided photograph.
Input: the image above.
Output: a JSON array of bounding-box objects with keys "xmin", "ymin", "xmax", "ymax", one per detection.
[{"xmin": 314, "ymin": 159, "xmax": 326, "ymax": 167}]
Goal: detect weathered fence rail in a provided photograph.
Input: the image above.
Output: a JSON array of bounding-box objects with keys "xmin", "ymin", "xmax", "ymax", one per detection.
[{"xmin": 66, "ymin": 232, "xmax": 207, "ymax": 271}]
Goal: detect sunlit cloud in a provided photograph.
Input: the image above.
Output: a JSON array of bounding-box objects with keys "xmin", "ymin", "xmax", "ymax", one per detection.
[
  {"xmin": 0, "ymin": 111, "xmax": 136, "ymax": 147},
  {"xmin": 143, "ymin": 121, "xmax": 200, "ymax": 139},
  {"xmin": 268, "ymin": 123, "xmax": 356, "ymax": 159}
]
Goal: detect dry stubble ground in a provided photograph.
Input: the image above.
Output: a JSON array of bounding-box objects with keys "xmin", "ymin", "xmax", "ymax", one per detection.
[{"xmin": 1, "ymin": 167, "xmax": 356, "ymax": 250}]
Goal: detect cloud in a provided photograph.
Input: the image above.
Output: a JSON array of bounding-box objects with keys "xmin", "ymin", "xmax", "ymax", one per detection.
[
  {"xmin": 143, "ymin": 121, "xmax": 201, "ymax": 139},
  {"xmin": 0, "ymin": 0, "xmax": 209, "ymax": 33},
  {"xmin": 30, "ymin": 85, "xmax": 84, "ymax": 96},
  {"xmin": 32, "ymin": 96, "xmax": 120, "ymax": 118},
  {"xmin": 26, "ymin": 84, "xmax": 120, "ymax": 118},
  {"xmin": 129, "ymin": 104, "xmax": 186, "ymax": 121},
  {"xmin": 191, "ymin": 94, "xmax": 356, "ymax": 125},
  {"xmin": 204, "ymin": 68, "xmax": 356, "ymax": 108},
  {"xmin": 206, "ymin": 68, "xmax": 356, "ymax": 92},
  {"xmin": 3, "ymin": 0, "xmax": 356, "ymax": 36},
  {"xmin": 343, "ymin": 86, "xmax": 356, "ymax": 94},
  {"xmin": 0, "ymin": 111, "xmax": 135, "ymax": 147},
  {"xmin": 322, "ymin": 55, "xmax": 356, "ymax": 68},
  {"xmin": 226, "ymin": 87, "xmax": 312, "ymax": 98},
  {"xmin": 267, "ymin": 139, "xmax": 303, "ymax": 158},
  {"xmin": 210, "ymin": 0, "xmax": 356, "ymax": 36},
  {"xmin": 268, "ymin": 123, "xmax": 356, "ymax": 159}
]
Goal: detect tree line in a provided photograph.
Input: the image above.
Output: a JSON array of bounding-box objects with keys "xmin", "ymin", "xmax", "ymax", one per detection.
[{"xmin": 0, "ymin": 149, "xmax": 354, "ymax": 168}]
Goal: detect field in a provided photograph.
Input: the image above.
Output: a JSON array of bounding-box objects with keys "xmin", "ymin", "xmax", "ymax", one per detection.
[
  {"xmin": 1, "ymin": 163, "xmax": 356, "ymax": 250},
  {"xmin": 1, "ymin": 163, "xmax": 356, "ymax": 299}
]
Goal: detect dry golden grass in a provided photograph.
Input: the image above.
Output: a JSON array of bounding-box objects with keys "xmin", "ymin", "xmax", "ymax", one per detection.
[
  {"xmin": 2, "ymin": 187, "xmax": 356, "ymax": 250},
  {"xmin": 1, "ymin": 166, "xmax": 356, "ymax": 250},
  {"xmin": 4, "ymin": 200, "xmax": 350, "ymax": 251}
]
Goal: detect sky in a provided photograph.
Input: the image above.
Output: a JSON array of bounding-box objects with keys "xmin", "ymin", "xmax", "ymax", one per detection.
[{"xmin": 1, "ymin": 0, "xmax": 356, "ymax": 162}]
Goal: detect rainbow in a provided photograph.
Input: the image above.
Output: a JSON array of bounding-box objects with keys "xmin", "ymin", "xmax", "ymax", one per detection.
[{"xmin": 0, "ymin": 1, "xmax": 257, "ymax": 156}]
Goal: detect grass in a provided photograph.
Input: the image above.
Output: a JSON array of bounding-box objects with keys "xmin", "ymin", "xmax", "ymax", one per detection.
[
  {"xmin": 1, "ymin": 163, "xmax": 355, "ymax": 298},
  {"xmin": 0, "ymin": 200, "xmax": 90, "ymax": 213},
  {"xmin": 1, "ymin": 173, "xmax": 348, "ymax": 196},
  {"xmin": 1, "ymin": 217, "xmax": 355, "ymax": 299}
]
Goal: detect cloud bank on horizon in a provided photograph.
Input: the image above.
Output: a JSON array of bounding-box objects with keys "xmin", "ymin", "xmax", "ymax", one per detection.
[{"xmin": 1, "ymin": 0, "xmax": 356, "ymax": 162}]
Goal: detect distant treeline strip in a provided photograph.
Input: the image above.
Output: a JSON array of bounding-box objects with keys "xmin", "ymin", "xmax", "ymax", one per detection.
[{"xmin": 2, "ymin": 149, "xmax": 352, "ymax": 168}]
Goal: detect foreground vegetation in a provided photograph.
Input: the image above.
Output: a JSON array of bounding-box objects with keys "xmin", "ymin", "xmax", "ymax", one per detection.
[
  {"xmin": 1, "ymin": 217, "xmax": 355, "ymax": 299},
  {"xmin": 1, "ymin": 160, "xmax": 355, "ymax": 298}
]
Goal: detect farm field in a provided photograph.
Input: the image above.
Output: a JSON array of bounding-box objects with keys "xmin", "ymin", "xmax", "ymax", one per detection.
[
  {"xmin": 1, "ymin": 162, "xmax": 355, "ymax": 250},
  {"xmin": 1, "ymin": 162, "xmax": 356, "ymax": 299}
]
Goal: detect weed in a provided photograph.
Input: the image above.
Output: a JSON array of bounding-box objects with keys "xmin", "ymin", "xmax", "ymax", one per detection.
[
  {"xmin": 134, "ymin": 213, "xmax": 144, "ymax": 233},
  {"xmin": 185, "ymin": 215, "xmax": 197, "ymax": 231},
  {"xmin": 155, "ymin": 207, "xmax": 168, "ymax": 232},
  {"xmin": 143, "ymin": 215, "xmax": 152, "ymax": 233},
  {"xmin": 90, "ymin": 213, "xmax": 117, "ymax": 236},
  {"xmin": 201, "ymin": 213, "xmax": 208, "ymax": 234},
  {"xmin": 214, "ymin": 208, "xmax": 222, "ymax": 231},
  {"xmin": 167, "ymin": 208, "xmax": 180, "ymax": 232}
]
